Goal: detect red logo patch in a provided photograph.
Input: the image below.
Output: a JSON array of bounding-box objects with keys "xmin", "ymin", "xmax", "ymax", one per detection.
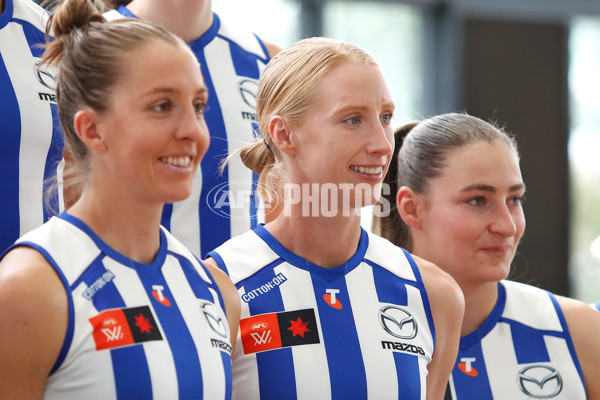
[
  {"xmin": 90, "ymin": 306, "xmax": 163, "ymax": 350},
  {"xmin": 240, "ymin": 309, "xmax": 320, "ymax": 355}
]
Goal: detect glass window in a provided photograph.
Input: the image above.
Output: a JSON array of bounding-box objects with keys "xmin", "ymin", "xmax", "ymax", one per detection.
[
  {"xmin": 568, "ymin": 17, "xmax": 600, "ymax": 303},
  {"xmin": 212, "ymin": 0, "xmax": 301, "ymax": 48},
  {"xmin": 323, "ymin": 1, "xmax": 424, "ymax": 126}
]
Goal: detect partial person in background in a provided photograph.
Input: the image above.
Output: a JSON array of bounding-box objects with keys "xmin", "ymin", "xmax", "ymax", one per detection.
[
  {"xmin": 375, "ymin": 112, "xmax": 600, "ymax": 399},
  {"xmin": 0, "ymin": 0, "xmax": 65, "ymax": 253},
  {"xmin": 0, "ymin": 0, "xmax": 239, "ymax": 398},
  {"xmin": 207, "ymin": 37, "xmax": 464, "ymax": 400},
  {"xmin": 102, "ymin": 0, "xmax": 281, "ymax": 258}
]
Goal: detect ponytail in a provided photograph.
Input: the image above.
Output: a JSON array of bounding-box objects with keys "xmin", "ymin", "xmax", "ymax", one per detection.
[{"xmin": 373, "ymin": 121, "xmax": 419, "ymax": 250}]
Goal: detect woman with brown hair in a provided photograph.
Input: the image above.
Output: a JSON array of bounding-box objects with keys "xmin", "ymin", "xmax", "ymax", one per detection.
[
  {"xmin": 0, "ymin": 0, "xmax": 238, "ymax": 398},
  {"xmin": 377, "ymin": 112, "xmax": 600, "ymax": 399}
]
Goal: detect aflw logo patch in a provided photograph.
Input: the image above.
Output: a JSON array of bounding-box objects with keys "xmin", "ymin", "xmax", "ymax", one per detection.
[
  {"xmin": 240, "ymin": 309, "xmax": 320, "ymax": 355},
  {"xmin": 89, "ymin": 306, "xmax": 163, "ymax": 350}
]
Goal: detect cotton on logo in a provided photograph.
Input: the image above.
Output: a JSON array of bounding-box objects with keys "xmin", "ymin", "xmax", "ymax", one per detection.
[
  {"xmin": 458, "ymin": 357, "xmax": 478, "ymax": 377},
  {"xmin": 323, "ymin": 289, "xmax": 342, "ymax": 309},
  {"xmin": 101, "ymin": 326, "xmax": 124, "ymax": 342},
  {"xmin": 250, "ymin": 330, "xmax": 272, "ymax": 345}
]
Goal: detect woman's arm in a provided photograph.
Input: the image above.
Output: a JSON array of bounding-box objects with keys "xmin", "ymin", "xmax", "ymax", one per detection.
[
  {"xmin": 0, "ymin": 247, "xmax": 68, "ymax": 399},
  {"xmin": 415, "ymin": 255, "xmax": 464, "ymax": 400},
  {"xmin": 557, "ymin": 295, "xmax": 600, "ymax": 400},
  {"xmin": 203, "ymin": 257, "xmax": 241, "ymax": 355}
]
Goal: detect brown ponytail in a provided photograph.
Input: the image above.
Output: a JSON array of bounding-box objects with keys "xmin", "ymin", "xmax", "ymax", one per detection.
[{"xmin": 373, "ymin": 121, "xmax": 419, "ymax": 249}]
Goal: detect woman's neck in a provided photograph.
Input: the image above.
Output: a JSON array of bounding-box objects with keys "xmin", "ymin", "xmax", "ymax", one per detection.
[
  {"xmin": 459, "ymin": 281, "xmax": 499, "ymax": 336},
  {"xmin": 126, "ymin": 0, "xmax": 213, "ymax": 42},
  {"xmin": 266, "ymin": 203, "xmax": 363, "ymax": 269},
  {"xmin": 68, "ymin": 183, "xmax": 163, "ymax": 265}
]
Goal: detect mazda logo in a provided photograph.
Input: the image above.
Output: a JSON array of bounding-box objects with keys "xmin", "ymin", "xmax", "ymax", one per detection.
[
  {"xmin": 201, "ymin": 301, "xmax": 228, "ymax": 338},
  {"xmin": 379, "ymin": 305, "xmax": 417, "ymax": 339},
  {"xmin": 517, "ymin": 365, "xmax": 562, "ymax": 398},
  {"xmin": 34, "ymin": 60, "xmax": 56, "ymax": 91},
  {"xmin": 238, "ymin": 79, "xmax": 258, "ymax": 109}
]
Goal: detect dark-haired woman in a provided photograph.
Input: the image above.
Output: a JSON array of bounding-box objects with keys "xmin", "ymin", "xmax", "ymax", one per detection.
[
  {"xmin": 376, "ymin": 113, "xmax": 600, "ymax": 399},
  {"xmin": 0, "ymin": 0, "xmax": 239, "ymax": 398}
]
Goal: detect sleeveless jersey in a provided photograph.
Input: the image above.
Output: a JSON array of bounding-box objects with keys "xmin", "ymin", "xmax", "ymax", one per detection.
[
  {"xmin": 446, "ymin": 280, "xmax": 587, "ymax": 400},
  {"xmin": 208, "ymin": 225, "xmax": 436, "ymax": 400},
  {"xmin": 0, "ymin": 0, "xmax": 64, "ymax": 253},
  {"xmin": 6, "ymin": 213, "xmax": 233, "ymax": 399},
  {"xmin": 104, "ymin": 7, "xmax": 271, "ymax": 258}
]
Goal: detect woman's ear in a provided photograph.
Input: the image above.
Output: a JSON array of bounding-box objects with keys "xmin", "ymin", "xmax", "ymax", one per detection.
[
  {"xmin": 73, "ymin": 109, "xmax": 108, "ymax": 152},
  {"xmin": 396, "ymin": 186, "xmax": 423, "ymax": 229},
  {"xmin": 269, "ymin": 115, "xmax": 296, "ymax": 156}
]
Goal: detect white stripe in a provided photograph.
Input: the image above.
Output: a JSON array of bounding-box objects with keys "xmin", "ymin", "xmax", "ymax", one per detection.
[
  {"xmin": 346, "ymin": 264, "xmax": 399, "ymax": 399},
  {"xmin": 204, "ymin": 37, "xmax": 264, "ymax": 236},
  {"xmin": 481, "ymin": 321, "xmax": 523, "ymax": 398},
  {"xmin": 277, "ymin": 264, "xmax": 331, "ymax": 400},
  {"xmin": 502, "ymin": 280, "xmax": 563, "ymax": 331},
  {"xmin": 544, "ymin": 335, "xmax": 586, "ymax": 397},
  {"xmin": 0, "ymin": 23, "xmax": 54, "ymax": 236}
]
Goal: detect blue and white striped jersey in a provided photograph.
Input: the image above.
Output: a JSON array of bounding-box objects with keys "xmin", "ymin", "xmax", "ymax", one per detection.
[
  {"xmin": 105, "ymin": 7, "xmax": 271, "ymax": 258},
  {"xmin": 7, "ymin": 213, "xmax": 232, "ymax": 399},
  {"xmin": 446, "ymin": 280, "xmax": 587, "ymax": 400},
  {"xmin": 209, "ymin": 225, "xmax": 436, "ymax": 400},
  {"xmin": 0, "ymin": 0, "xmax": 64, "ymax": 254}
]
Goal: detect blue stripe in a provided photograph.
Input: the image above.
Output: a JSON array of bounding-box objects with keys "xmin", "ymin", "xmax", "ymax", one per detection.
[
  {"xmin": 452, "ymin": 341, "xmax": 494, "ymax": 399},
  {"xmin": 509, "ymin": 321, "xmax": 551, "ymax": 364},
  {"xmin": 257, "ymin": 348, "xmax": 296, "ymax": 400},
  {"xmin": 136, "ymin": 260, "xmax": 204, "ymax": 400},
  {"xmin": 171, "ymin": 252, "xmax": 219, "ymax": 302},
  {"xmin": 246, "ymin": 268, "xmax": 297, "ymax": 399},
  {"xmin": 83, "ymin": 257, "xmax": 154, "ymax": 399},
  {"xmin": 394, "ymin": 351, "xmax": 421, "ymax": 399},
  {"xmin": 0, "ymin": 0, "xmax": 13, "ymax": 29},
  {"xmin": 225, "ymin": 38, "xmax": 261, "ymax": 78},
  {"xmin": 369, "ymin": 260, "xmax": 409, "ymax": 305},
  {"xmin": 0, "ymin": 52, "xmax": 21, "ymax": 253},
  {"xmin": 20, "ymin": 20, "xmax": 46, "ymax": 57},
  {"xmin": 312, "ymin": 274, "xmax": 367, "ymax": 400}
]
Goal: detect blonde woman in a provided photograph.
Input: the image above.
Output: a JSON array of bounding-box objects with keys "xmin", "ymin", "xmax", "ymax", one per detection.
[{"xmin": 206, "ymin": 37, "xmax": 464, "ymax": 400}]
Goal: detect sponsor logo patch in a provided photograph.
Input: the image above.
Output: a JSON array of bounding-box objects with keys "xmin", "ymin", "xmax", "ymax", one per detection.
[
  {"xmin": 517, "ymin": 365, "xmax": 562, "ymax": 398},
  {"xmin": 240, "ymin": 308, "xmax": 320, "ymax": 355},
  {"xmin": 323, "ymin": 289, "xmax": 343, "ymax": 309},
  {"xmin": 89, "ymin": 306, "xmax": 162, "ymax": 350},
  {"xmin": 458, "ymin": 357, "xmax": 479, "ymax": 377}
]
